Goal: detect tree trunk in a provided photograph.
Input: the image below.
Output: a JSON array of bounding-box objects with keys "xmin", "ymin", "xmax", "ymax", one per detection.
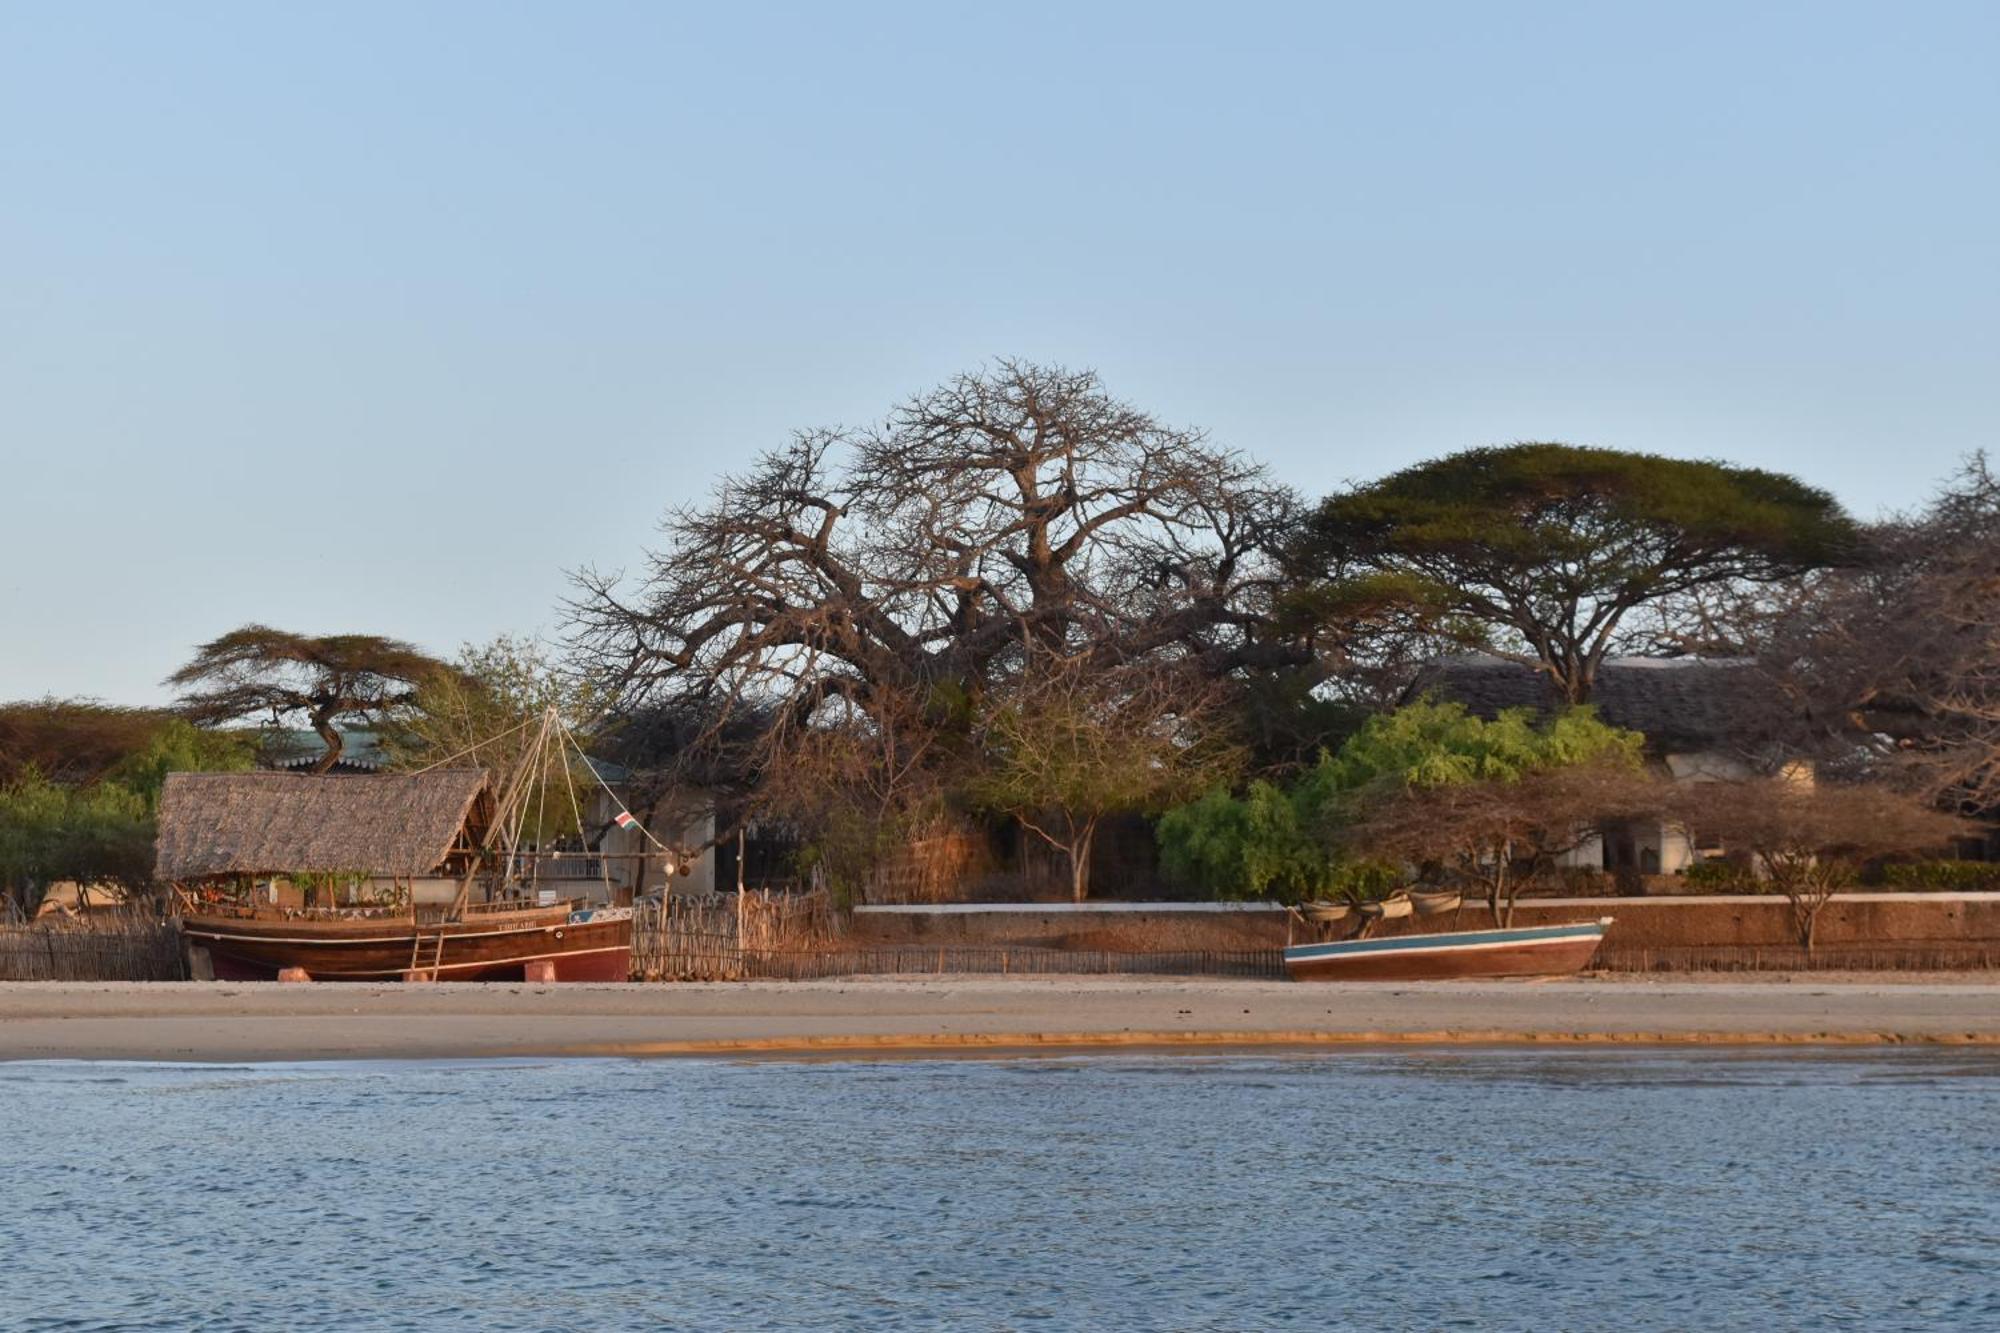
[
  {"xmin": 1070, "ymin": 820, "xmax": 1098, "ymax": 903},
  {"xmin": 308, "ymin": 708, "xmax": 345, "ymax": 774},
  {"xmin": 1793, "ymin": 896, "xmax": 1821, "ymax": 954}
]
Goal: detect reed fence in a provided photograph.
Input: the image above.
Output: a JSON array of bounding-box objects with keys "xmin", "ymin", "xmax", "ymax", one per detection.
[
  {"xmin": 629, "ymin": 887, "xmax": 840, "ymax": 980},
  {"xmin": 739, "ymin": 946, "xmax": 1287, "ymax": 980},
  {"xmin": 0, "ymin": 913, "xmax": 188, "ymax": 981},
  {"xmin": 1595, "ymin": 944, "xmax": 2000, "ymax": 972}
]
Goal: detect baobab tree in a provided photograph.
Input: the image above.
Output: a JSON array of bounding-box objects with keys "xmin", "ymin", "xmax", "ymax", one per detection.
[{"xmin": 569, "ymin": 362, "xmax": 1303, "ymax": 857}]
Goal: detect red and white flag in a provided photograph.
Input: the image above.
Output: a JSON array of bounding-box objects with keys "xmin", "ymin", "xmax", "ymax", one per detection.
[{"xmin": 614, "ymin": 810, "xmax": 639, "ymax": 830}]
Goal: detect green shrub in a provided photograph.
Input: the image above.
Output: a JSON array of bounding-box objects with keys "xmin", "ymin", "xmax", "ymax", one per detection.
[
  {"xmin": 1682, "ymin": 858, "xmax": 1756, "ymax": 890},
  {"xmin": 1878, "ymin": 860, "xmax": 2000, "ymax": 891}
]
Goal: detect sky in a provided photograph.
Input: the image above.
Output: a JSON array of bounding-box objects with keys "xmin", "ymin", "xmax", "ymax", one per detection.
[{"xmin": 2, "ymin": 1, "xmax": 1995, "ymax": 705}]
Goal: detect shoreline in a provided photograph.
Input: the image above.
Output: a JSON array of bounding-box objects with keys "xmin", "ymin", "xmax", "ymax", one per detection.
[{"xmin": 2, "ymin": 975, "xmax": 1996, "ymax": 1062}]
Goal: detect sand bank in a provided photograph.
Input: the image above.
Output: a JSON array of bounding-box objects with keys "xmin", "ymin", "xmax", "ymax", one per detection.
[{"xmin": 0, "ymin": 975, "xmax": 1995, "ymax": 1062}]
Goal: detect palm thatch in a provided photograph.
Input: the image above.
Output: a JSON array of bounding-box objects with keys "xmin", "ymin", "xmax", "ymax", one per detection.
[
  {"xmin": 155, "ymin": 770, "xmax": 493, "ymax": 882},
  {"xmin": 1409, "ymin": 653, "xmax": 1790, "ymax": 753}
]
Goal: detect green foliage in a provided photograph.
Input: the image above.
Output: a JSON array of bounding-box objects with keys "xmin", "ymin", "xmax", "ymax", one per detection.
[
  {"xmin": 0, "ymin": 709, "xmax": 259, "ymax": 914},
  {"xmin": 1157, "ymin": 782, "xmax": 1322, "ymax": 902},
  {"xmin": 1877, "ymin": 860, "xmax": 2000, "ymax": 891},
  {"xmin": 1292, "ymin": 443, "xmax": 1862, "ymax": 700},
  {"xmin": 1156, "ymin": 699, "xmax": 1644, "ymax": 902},
  {"xmin": 383, "ymin": 636, "xmax": 602, "ymax": 840},
  {"xmin": 0, "ymin": 770, "xmax": 155, "ymax": 912},
  {"xmin": 1310, "ymin": 698, "xmax": 1642, "ymax": 796},
  {"xmin": 1682, "ymin": 858, "xmax": 1756, "ymax": 890},
  {"xmin": 106, "ymin": 719, "xmax": 258, "ymax": 805}
]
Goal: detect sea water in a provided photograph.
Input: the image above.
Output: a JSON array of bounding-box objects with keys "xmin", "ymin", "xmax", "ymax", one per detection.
[{"xmin": 0, "ymin": 1051, "xmax": 1995, "ymax": 1331}]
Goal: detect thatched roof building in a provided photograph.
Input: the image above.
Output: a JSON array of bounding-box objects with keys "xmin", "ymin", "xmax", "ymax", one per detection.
[
  {"xmin": 154, "ymin": 770, "xmax": 494, "ymax": 882},
  {"xmin": 1407, "ymin": 653, "xmax": 1793, "ymax": 754}
]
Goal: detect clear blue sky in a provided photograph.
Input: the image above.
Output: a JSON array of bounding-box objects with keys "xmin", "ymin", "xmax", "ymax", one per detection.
[{"xmin": 2, "ymin": 2, "xmax": 1994, "ymax": 704}]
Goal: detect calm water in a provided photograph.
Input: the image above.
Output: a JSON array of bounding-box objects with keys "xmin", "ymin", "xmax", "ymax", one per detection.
[{"xmin": 1, "ymin": 1052, "xmax": 1996, "ymax": 1331}]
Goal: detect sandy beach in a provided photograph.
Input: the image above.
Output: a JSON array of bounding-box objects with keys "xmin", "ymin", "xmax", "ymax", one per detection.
[{"xmin": 0, "ymin": 974, "xmax": 1994, "ymax": 1061}]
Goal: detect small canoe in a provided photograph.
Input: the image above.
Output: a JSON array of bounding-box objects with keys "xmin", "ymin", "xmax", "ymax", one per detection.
[
  {"xmin": 1283, "ymin": 917, "xmax": 1613, "ymax": 982},
  {"xmin": 1408, "ymin": 890, "xmax": 1463, "ymax": 917},
  {"xmin": 1297, "ymin": 901, "xmax": 1354, "ymax": 924},
  {"xmin": 1359, "ymin": 895, "xmax": 1413, "ymax": 920}
]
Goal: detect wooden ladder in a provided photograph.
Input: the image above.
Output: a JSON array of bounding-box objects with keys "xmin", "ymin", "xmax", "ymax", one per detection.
[{"xmin": 409, "ymin": 927, "xmax": 448, "ymax": 980}]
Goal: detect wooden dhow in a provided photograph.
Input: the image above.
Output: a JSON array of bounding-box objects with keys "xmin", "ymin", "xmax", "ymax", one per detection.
[
  {"xmin": 179, "ymin": 900, "xmax": 632, "ymax": 982},
  {"xmin": 160, "ymin": 709, "xmax": 644, "ymax": 983}
]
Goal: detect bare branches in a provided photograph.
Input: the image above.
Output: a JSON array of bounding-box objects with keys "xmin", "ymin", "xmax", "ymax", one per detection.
[
  {"xmin": 1731, "ymin": 457, "xmax": 2000, "ymax": 813},
  {"xmin": 1671, "ymin": 779, "xmax": 1966, "ymax": 949},
  {"xmin": 1344, "ymin": 762, "xmax": 1667, "ymax": 925},
  {"xmin": 567, "ymin": 363, "xmax": 1302, "ymax": 844}
]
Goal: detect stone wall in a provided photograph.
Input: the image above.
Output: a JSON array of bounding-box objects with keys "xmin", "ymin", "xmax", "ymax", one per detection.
[{"xmin": 847, "ymin": 896, "xmax": 2000, "ymax": 954}]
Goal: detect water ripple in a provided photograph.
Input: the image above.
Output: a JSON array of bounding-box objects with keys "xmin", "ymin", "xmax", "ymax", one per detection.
[{"xmin": 0, "ymin": 1050, "xmax": 1995, "ymax": 1331}]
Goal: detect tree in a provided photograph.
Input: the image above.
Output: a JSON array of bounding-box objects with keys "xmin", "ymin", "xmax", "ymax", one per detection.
[
  {"xmin": 962, "ymin": 654, "xmax": 1240, "ymax": 901},
  {"xmin": 382, "ymin": 636, "xmax": 605, "ymax": 841},
  {"xmin": 0, "ymin": 772, "xmax": 156, "ymax": 918},
  {"xmin": 1736, "ymin": 458, "xmax": 2000, "ymax": 819},
  {"xmin": 0, "ymin": 717, "xmax": 256, "ymax": 917},
  {"xmin": 1157, "ymin": 698, "xmax": 1647, "ymax": 910},
  {"xmin": 168, "ymin": 626, "xmax": 456, "ymax": 772},
  {"xmin": 1671, "ymin": 779, "xmax": 1965, "ymax": 951},
  {"xmin": 1344, "ymin": 761, "xmax": 1665, "ymax": 927},
  {"xmin": 0, "ymin": 700, "xmax": 168, "ymax": 787},
  {"xmin": 1290, "ymin": 444, "xmax": 1862, "ymax": 703},
  {"xmin": 569, "ymin": 361, "xmax": 1300, "ymax": 854}
]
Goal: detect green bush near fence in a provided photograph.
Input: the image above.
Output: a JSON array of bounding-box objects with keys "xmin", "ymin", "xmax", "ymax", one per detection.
[
  {"xmin": 1681, "ymin": 859, "xmax": 1757, "ymax": 890},
  {"xmin": 1877, "ymin": 860, "xmax": 2000, "ymax": 891}
]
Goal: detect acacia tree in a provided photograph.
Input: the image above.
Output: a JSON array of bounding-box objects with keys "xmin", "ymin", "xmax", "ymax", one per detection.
[
  {"xmin": 569, "ymin": 362, "xmax": 1300, "ymax": 861},
  {"xmin": 0, "ymin": 700, "xmax": 168, "ymax": 787},
  {"xmin": 1344, "ymin": 761, "xmax": 1666, "ymax": 927},
  {"xmin": 169, "ymin": 626, "xmax": 455, "ymax": 772},
  {"xmin": 962, "ymin": 654, "xmax": 1240, "ymax": 901},
  {"xmin": 1290, "ymin": 444, "xmax": 1862, "ymax": 703},
  {"xmin": 1672, "ymin": 779, "xmax": 1964, "ymax": 951},
  {"xmin": 0, "ymin": 718, "xmax": 254, "ymax": 916}
]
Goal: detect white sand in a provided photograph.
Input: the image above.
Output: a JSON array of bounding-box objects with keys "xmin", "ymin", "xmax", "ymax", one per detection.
[{"xmin": 0, "ymin": 975, "xmax": 1994, "ymax": 1061}]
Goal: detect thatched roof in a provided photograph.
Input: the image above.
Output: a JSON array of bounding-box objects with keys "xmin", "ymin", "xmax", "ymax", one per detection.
[
  {"xmin": 1408, "ymin": 654, "xmax": 1792, "ymax": 752},
  {"xmin": 154, "ymin": 769, "xmax": 492, "ymax": 881}
]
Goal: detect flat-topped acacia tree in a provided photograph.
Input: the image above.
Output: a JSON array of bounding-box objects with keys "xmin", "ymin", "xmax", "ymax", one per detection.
[
  {"xmin": 1290, "ymin": 444, "xmax": 1862, "ymax": 704},
  {"xmin": 168, "ymin": 626, "xmax": 455, "ymax": 773}
]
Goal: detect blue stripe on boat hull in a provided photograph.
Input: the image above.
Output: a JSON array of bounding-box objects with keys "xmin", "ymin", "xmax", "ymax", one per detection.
[{"xmin": 1284, "ymin": 919, "xmax": 1609, "ymax": 962}]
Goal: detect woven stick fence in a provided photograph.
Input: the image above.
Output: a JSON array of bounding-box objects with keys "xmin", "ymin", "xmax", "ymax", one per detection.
[
  {"xmin": 0, "ymin": 913, "xmax": 188, "ymax": 981},
  {"xmin": 630, "ymin": 887, "xmax": 840, "ymax": 980},
  {"xmin": 1594, "ymin": 944, "xmax": 2000, "ymax": 973},
  {"xmin": 741, "ymin": 946, "xmax": 1287, "ymax": 981}
]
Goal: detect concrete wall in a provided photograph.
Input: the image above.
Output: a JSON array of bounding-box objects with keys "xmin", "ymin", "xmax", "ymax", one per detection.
[{"xmin": 848, "ymin": 896, "xmax": 2000, "ymax": 953}]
